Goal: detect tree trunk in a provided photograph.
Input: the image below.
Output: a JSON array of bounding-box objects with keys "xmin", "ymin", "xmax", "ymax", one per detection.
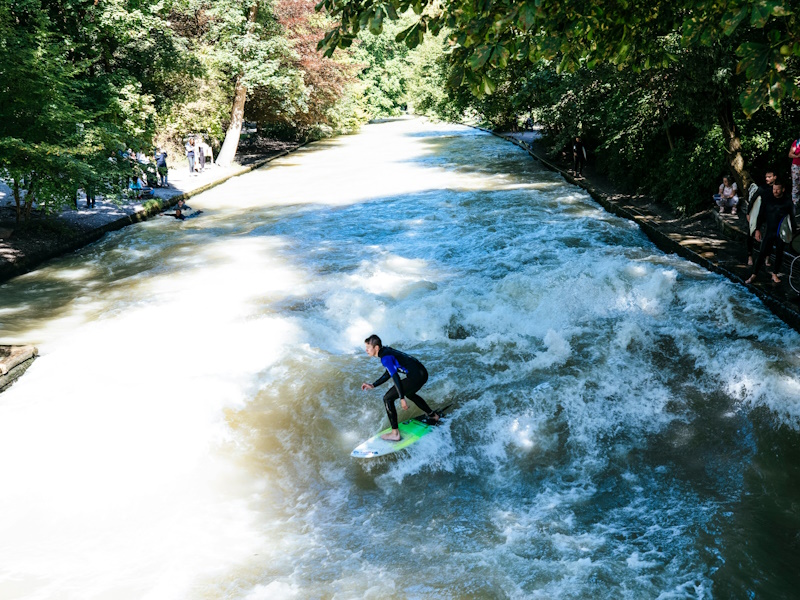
[
  {"xmin": 216, "ymin": 78, "xmax": 248, "ymax": 167},
  {"xmin": 216, "ymin": 2, "xmax": 258, "ymax": 168},
  {"xmin": 24, "ymin": 175, "xmax": 35, "ymax": 223},
  {"xmin": 12, "ymin": 178, "xmax": 21, "ymax": 225},
  {"xmin": 719, "ymin": 101, "xmax": 752, "ymax": 195}
]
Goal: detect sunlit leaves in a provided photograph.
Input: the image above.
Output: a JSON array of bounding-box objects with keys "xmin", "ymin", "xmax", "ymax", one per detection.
[
  {"xmin": 468, "ymin": 44, "xmax": 492, "ymax": 70},
  {"xmin": 722, "ymin": 6, "xmax": 749, "ymax": 36},
  {"xmin": 750, "ymin": 0, "xmax": 788, "ymax": 27}
]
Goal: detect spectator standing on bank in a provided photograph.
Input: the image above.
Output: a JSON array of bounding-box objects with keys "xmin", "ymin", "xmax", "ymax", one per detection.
[
  {"xmin": 198, "ymin": 141, "xmax": 206, "ymax": 172},
  {"xmin": 155, "ymin": 148, "xmax": 169, "ymax": 187},
  {"xmin": 572, "ymin": 136, "xmax": 587, "ymax": 177},
  {"xmin": 185, "ymin": 138, "xmax": 196, "ymax": 176},
  {"xmin": 86, "ymin": 185, "xmax": 96, "ymax": 208},
  {"xmin": 789, "ymin": 138, "xmax": 800, "ymax": 205},
  {"xmin": 746, "ymin": 180, "xmax": 795, "ymax": 285},
  {"xmin": 714, "ymin": 175, "xmax": 739, "ymax": 214}
]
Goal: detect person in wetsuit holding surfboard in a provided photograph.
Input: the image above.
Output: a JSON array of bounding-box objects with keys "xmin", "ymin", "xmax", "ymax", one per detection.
[
  {"xmin": 746, "ymin": 170, "xmax": 776, "ymax": 266},
  {"xmin": 746, "ymin": 180, "xmax": 795, "ymax": 285},
  {"xmin": 361, "ymin": 335, "xmax": 439, "ymax": 441}
]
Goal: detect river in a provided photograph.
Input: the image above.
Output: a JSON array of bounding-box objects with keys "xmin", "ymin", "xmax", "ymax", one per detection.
[{"xmin": 1, "ymin": 119, "xmax": 799, "ymax": 599}]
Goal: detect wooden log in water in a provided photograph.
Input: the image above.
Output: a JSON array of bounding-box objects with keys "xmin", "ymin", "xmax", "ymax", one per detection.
[{"xmin": 0, "ymin": 345, "xmax": 39, "ymax": 392}]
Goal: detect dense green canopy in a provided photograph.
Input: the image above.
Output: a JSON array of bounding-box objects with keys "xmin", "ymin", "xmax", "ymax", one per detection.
[
  {"xmin": 318, "ymin": 0, "xmax": 798, "ymax": 116},
  {"xmin": 317, "ymin": 0, "xmax": 799, "ymax": 212}
]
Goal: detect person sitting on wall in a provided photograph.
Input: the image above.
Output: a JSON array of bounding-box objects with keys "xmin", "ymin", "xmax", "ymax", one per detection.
[
  {"xmin": 714, "ymin": 175, "xmax": 739, "ymax": 214},
  {"xmin": 128, "ymin": 176, "xmax": 154, "ymax": 200}
]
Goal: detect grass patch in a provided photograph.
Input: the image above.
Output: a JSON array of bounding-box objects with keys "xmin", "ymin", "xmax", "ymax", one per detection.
[{"xmin": 142, "ymin": 198, "xmax": 165, "ymax": 212}]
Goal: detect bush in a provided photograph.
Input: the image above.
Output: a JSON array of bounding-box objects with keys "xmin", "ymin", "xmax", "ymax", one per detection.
[{"xmin": 655, "ymin": 128, "xmax": 729, "ymax": 213}]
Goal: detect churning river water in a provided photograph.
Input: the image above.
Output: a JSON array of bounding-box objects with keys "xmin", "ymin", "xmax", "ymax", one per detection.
[{"xmin": 1, "ymin": 119, "xmax": 800, "ymax": 599}]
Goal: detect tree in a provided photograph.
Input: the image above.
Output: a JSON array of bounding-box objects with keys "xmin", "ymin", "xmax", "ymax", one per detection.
[
  {"xmin": 318, "ymin": 0, "xmax": 800, "ymax": 202},
  {"xmin": 0, "ymin": 1, "xmax": 99, "ymax": 222},
  {"xmin": 317, "ymin": 0, "xmax": 799, "ymax": 117},
  {"xmin": 248, "ymin": 0, "xmax": 362, "ymax": 138},
  {"xmin": 351, "ymin": 16, "xmax": 417, "ymax": 118},
  {"xmin": 0, "ymin": 0, "xmax": 193, "ymax": 221},
  {"xmin": 199, "ymin": 0, "xmax": 303, "ymax": 166},
  {"xmin": 216, "ymin": 1, "xmax": 260, "ymax": 166}
]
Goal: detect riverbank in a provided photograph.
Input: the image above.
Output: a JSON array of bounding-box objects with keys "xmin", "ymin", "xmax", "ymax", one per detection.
[
  {"xmin": 0, "ymin": 141, "xmax": 300, "ymax": 284},
  {"xmin": 496, "ymin": 129, "xmax": 800, "ymax": 334}
]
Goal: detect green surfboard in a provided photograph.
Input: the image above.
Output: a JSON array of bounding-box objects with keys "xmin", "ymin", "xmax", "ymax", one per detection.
[{"xmin": 351, "ymin": 404, "xmax": 453, "ymax": 459}]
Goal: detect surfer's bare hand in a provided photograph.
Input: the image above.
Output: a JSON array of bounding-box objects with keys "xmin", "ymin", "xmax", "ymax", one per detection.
[
  {"xmin": 361, "ymin": 383, "xmax": 374, "ymax": 391},
  {"xmin": 755, "ymin": 230, "xmax": 762, "ymax": 242},
  {"xmin": 400, "ymin": 399, "xmax": 409, "ymax": 410}
]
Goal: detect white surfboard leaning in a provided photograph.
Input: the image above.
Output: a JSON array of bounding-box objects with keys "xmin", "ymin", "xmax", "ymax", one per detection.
[
  {"xmin": 748, "ymin": 183, "xmax": 761, "ymax": 236},
  {"xmin": 351, "ymin": 404, "xmax": 453, "ymax": 459}
]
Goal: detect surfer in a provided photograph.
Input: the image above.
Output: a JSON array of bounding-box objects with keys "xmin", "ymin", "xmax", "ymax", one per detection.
[
  {"xmin": 161, "ymin": 199, "xmax": 202, "ymax": 220},
  {"xmin": 361, "ymin": 335, "xmax": 439, "ymax": 441},
  {"xmin": 746, "ymin": 180, "xmax": 795, "ymax": 285}
]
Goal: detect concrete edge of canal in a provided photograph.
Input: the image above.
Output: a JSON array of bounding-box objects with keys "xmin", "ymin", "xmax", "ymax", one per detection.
[{"xmin": 473, "ymin": 125, "xmax": 800, "ymax": 335}]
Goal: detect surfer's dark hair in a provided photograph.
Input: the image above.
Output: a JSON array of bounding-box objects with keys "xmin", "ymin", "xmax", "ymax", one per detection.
[{"xmin": 364, "ymin": 334, "xmax": 382, "ymax": 348}]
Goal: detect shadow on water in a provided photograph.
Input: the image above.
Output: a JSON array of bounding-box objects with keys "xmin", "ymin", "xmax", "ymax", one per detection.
[{"xmin": 399, "ymin": 128, "xmax": 555, "ymax": 184}]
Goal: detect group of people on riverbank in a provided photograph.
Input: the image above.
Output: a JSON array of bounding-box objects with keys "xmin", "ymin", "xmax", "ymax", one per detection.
[
  {"xmin": 714, "ymin": 137, "xmax": 800, "ymax": 286},
  {"xmin": 122, "ymin": 147, "xmax": 168, "ymax": 201},
  {"xmin": 744, "ymin": 170, "xmax": 796, "ymax": 285},
  {"xmin": 79, "ymin": 135, "xmax": 214, "ymax": 206},
  {"xmin": 185, "ymin": 136, "xmax": 213, "ymax": 177}
]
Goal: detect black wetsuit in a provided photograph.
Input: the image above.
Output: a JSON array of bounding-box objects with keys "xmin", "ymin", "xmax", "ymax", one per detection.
[
  {"xmin": 752, "ymin": 187, "xmax": 795, "ymax": 276},
  {"xmin": 572, "ymin": 139, "xmax": 586, "ymax": 175},
  {"xmin": 371, "ymin": 346, "xmax": 434, "ymax": 429}
]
